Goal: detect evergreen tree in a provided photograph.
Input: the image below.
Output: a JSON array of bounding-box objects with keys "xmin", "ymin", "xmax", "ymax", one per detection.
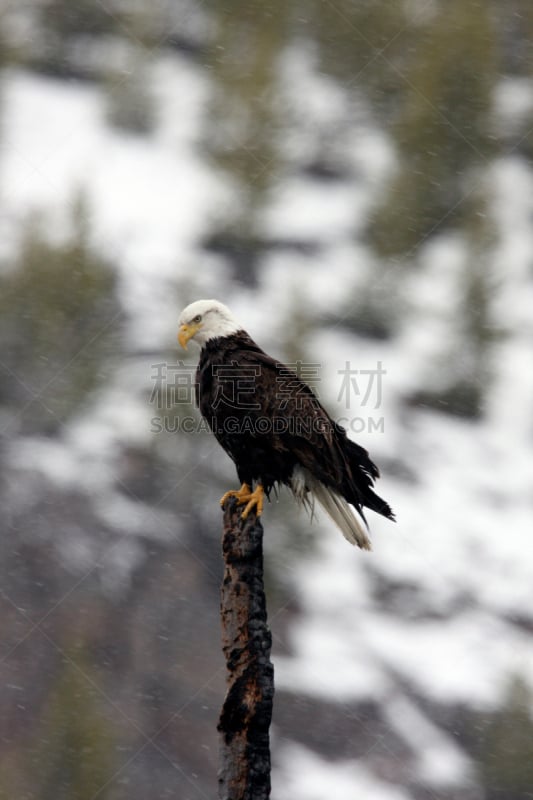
[
  {"xmin": 203, "ymin": 0, "xmax": 289, "ymax": 269},
  {"xmin": 368, "ymin": 0, "xmax": 497, "ymax": 258},
  {"xmin": 408, "ymin": 192, "xmax": 501, "ymax": 419},
  {"xmin": 0, "ymin": 198, "xmax": 121, "ymax": 434},
  {"xmin": 35, "ymin": 653, "xmax": 116, "ymax": 800},
  {"xmin": 478, "ymin": 676, "xmax": 533, "ymax": 799},
  {"xmin": 313, "ymin": 0, "xmax": 410, "ymax": 113}
]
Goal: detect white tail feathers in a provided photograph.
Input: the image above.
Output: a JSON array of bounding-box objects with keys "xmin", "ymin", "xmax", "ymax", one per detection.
[
  {"xmin": 312, "ymin": 482, "xmax": 371, "ymax": 550},
  {"xmin": 291, "ymin": 466, "xmax": 371, "ymax": 550}
]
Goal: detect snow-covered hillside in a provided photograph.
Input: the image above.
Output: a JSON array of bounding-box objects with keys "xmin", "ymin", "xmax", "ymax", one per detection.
[{"xmin": 1, "ymin": 29, "xmax": 533, "ymax": 800}]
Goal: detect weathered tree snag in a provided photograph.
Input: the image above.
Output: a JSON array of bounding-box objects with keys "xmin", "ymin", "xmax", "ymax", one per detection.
[{"xmin": 218, "ymin": 499, "xmax": 274, "ymax": 800}]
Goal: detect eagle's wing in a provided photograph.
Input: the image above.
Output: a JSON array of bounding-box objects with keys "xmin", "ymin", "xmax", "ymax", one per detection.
[{"xmin": 235, "ymin": 347, "xmax": 384, "ymax": 513}]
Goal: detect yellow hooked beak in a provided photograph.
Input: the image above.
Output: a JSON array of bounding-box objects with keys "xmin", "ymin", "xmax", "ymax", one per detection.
[{"xmin": 178, "ymin": 322, "xmax": 202, "ymax": 350}]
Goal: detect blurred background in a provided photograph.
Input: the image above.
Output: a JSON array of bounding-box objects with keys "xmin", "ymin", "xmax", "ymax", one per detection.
[{"xmin": 0, "ymin": 1, "xmax": 532, "ymax": 798}]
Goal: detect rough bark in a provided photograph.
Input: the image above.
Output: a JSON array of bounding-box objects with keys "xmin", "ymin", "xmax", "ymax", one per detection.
[{"xmin": 218, "ymin": 500, "xmax": 274, "ymax": 800}]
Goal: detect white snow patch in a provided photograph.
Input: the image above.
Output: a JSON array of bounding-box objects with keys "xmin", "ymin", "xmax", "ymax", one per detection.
[
  {"xmin": 262, "ymin": 177, "xmax": 365, "ymax": 242},
  {"xmin": 275, "ymin": 743, "xmax": 411, "ymax": 800},
  {"xmin": 493, "ymin": 77, "xmax": 533, "ymax": 134},
  {"xmin": 383, "ymin": 695, "xmax": 474, "ymax": 787}
]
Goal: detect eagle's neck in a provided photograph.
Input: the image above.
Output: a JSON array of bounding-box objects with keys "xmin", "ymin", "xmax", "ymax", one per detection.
[{"xmin": 202, "ymin": 329, "xmax": 253, "ymax": 355}]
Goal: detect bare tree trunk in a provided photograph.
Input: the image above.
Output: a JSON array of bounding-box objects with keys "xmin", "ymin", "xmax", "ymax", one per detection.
[{"xmin": 218, "ymin": 500, "xmax": 274, "ymax": 800}]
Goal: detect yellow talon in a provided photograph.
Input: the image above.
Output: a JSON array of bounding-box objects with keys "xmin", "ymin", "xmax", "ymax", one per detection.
[
  {"xmin": 220, "ymin": 483, "xmax": 265, "ymax": 519},
  {"xmin": 220, "ymin": 483, "xmax": 251, "ymax": 508},
  {"xmin": 240, "ymin": 484, "xmax": 265, "ymax": 519}
]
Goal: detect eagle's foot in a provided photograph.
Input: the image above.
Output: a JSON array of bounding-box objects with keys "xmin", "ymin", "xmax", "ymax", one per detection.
[
  {"xmin": 220, "ymin": 483, "xmax": 251, "ymax": 508},
  {"xmin": 240, "ymin": 484, "xmax": 265, "ymax": 520},
  {"xmin": 220, "ymin": 483, "xmax": 265, "ymax": 519}
]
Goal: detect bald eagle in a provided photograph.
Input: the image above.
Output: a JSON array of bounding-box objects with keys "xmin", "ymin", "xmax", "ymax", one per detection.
[{"xmin": 178, "ymin": 299, "xmax": 394, "ymax": 549}]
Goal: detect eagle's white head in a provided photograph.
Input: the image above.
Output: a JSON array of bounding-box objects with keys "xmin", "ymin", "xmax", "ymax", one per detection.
[{"xmin": 178, "ymin": 299, "xmax": 241, "ymax": 349}]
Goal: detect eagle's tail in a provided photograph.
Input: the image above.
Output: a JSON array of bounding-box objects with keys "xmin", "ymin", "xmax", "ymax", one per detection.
[
  {"xmin": 312, "ymin": 482, "xmax": 372, "ymax": 550},
  {"xmin": 346, "ymin": 440, "xmax": 395, "ymax": 522},
  {"xmin": 291, "ymin": 466, "xmax": 371, "ymax": 550}
]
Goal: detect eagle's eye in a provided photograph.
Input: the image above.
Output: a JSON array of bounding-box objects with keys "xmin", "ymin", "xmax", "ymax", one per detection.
[{"xmin": 193, "ymin": 314, "xmax": 202, "ymax": 324}]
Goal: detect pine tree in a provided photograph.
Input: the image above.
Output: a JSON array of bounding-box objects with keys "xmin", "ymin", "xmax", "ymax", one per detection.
[{"xmin": 368, "ymin": 0, "xmax": 497, "ymax": 258}]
